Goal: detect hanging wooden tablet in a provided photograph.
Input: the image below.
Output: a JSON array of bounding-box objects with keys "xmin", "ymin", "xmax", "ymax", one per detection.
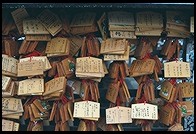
[
  {"xmin": 168, "ymin": 123, "xmax": 183, "ymax": 131},
  {"xmin": 59, "ymin": 104, "xmax": 66, "ymax": 123},
  {"xmin": 23, "ymin": 19, "xmax": 50, "ymax": 35},
  {"xmin": 2, "ymin": 12, "xmax": 17, "ymax": 35},
  {"xmin": 73, "ymin": 100, "xmax": 100, "ymax": 121},
  {"xmin": 2, "ymin": 97, "xmax": 21, "ymax": 112},
  {"xmin": 119, "ymin": 80, "xmax": 131, "ymax": 102},
  {"xmin": 61, "ymin": 57, "xmax": 76, "ymax": 78},
  {"xmin": 134, "ymin": 40, "xmax": 151, "ymax": 59},
  {"xmin": 2, "ymin": 119, "xmax": 15, "ymax": 131},
  {"xmin": 33, "ymin": 99, "xmax": 47, "ymax": 113},
  {"xmin": 106, "ymin": 106, "xmax": 132, "ymax": 124},
  {"xmin": 190, "ymin": 17, "xmax": 194, "ymax": 33},
  {"xmin": 37, "ymin": 9, "xmax": 62, "ymax": 36},
  {"xmin": 60, "ymin": 121, "xmax": 70, "ymax": 131},
  {"xmin": 49, "ymin": 102, "xmax": 57, "ymax": 121},
  {"xmin": 3, "ymin": 39, "xmax": 19, "ymax": 57},
  {"xmin": 97, "ymin": 12, "xmax": 108, "ymax": 40},
  {"xmin": 18, "ymin": 78, "xmax": 44, "ymax": 95},
  {"xmin": 166, "ymin": 40, "xmax": 178, "ymax": 60},
  {"xmin": 31, "ymin": 122, "xmax": 43, "ymax": 131},
  {"xmin": 56, "ymin": 61, "xmax": 66, "ymax": 77},
  {"xmin": 100, "ymin": 39, "xmax": 127, "ymax": 54},
  {"xmin": 131, "ymin": 103, "xmax": 158, "ymax": 120},
  {"xmin": 25, "ymin": 34, "xmax": 51, "ymax": 41},
  {"xmin": 159, "ymin": 80, "xmax": 173, "ymax": 101},
  {"xmin": 129, "ymin": 59, "xmax": 155, "ymax": 77},
  {"xmin": 19, "ymin": 56, "xmax": 52, "ymax": 71},
  {"xmin": 48, "ymin": 61, "xmax": 58, "ymax": 77},
  {"xmin": 164, "ymin": 61, "xmax": 190, "ymax": 78},
  {"xmin": 110, "ymin": 31, "xmax": 136, "ymax": 39},
  {"xmin": 76, "ymin": 57, "xmax": 105, "ymax": 78},
  {"xmin": 2, "ymin": 81, "xmax": 15, "ymax": 97},
  {"xmin": 135, "ymin": 83, "xmax": 144, "ymax": 101},
  {"xmin": 148, "ymin": 81, "xmax": 155, "ymax": 101},
  {"xmin": 44, "ymin": 77, "xmax": 67, "ymax": 96},
  {"xmin": 30, "ymin": 103, "xmax": 41, "ymax": 119},
  {"xmin": 11, "ymin": 8, "xmax": 29, "ymax": 35},
  {"xmin": 104, "ymin": 45, "xmax": 130, "ymax": 61},
  {"xmin": 159, "ymin": 104, "xmax": 175, "ymax": 126},
  {"xmin": 45, "ymin": 37, "xmax": 70, "ymax": 57},
  {"xmin": 177, "ymin": 82, "xmax": 194, "ymax": 98},
  {"xmin": 77, "ymin": 120, "xmax": 87, "ymax": 131},
  {"xmin": 168, "ymin": 85, "xmax": 177, "ymax": 103},
  {"xmin": 106, "ymin": 82, "xmax": 120, "ymax": 103},
  {"xmin": 79, "ymin": 81, "xmax": 89, "ymax": 100},
  {"xmin": 69, "ymin": 36, "xmax": 83, "ymax": 56},
  {"xmin": 2, "ymin": 54, "xmax": 18, "ymax": 77},
  {"xmin": 109, "ymin": 62, "xmax": 120, "ymax": 79},
  {"xmin": 17, "ymin": 60, "xmax": 44, "ymax": 77},
  {"xmin": 70, "ymin": 12, "xmax": 97, "ymax": 35},
  {"xmin": 2, "ymin": 75, "xmax": 12, "ymax": 91},
  {"xmin": 136, "ymin": 11, "xmax": 163, "ymax": 28},
  {"xmin": 177, "ymin": 101, "xmax": 194, "ymax": 117}
]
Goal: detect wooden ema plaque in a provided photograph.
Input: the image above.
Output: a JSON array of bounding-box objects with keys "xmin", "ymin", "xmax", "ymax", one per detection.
[
  {"xmin": 106, "ymin": 106, "xmax": 132, "ymax": 124},
  {"xmin": 18, "ymin": 78, "xmax": 44, "ymax": 95},
  {"xmin": 131, "ymin": 103, "xmax": 158, "ymax": 120},
  {"xmin": 164, "ymin": 61, "xmax": 190, "ymax": 78},
  {"xmin": 17, "ymin": 60, "xmax": 44, "ymax": 77},
  {"xmin": 23, "ymin": 19, "xmax": 50, "ymax": 35},
  {"xmin": 37, "ymin": 9, "xmax": 62, "ymax": 36},
  {"xmin": 73, "ymin": 100, "xmax": 100, "ymax": 121}
]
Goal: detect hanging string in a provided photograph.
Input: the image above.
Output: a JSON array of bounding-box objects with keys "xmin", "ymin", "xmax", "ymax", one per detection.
[
  {"xmin": 61, "ymin": 95, "xmax": 69, "ymax": 104},
  {"xmin": 23, "ymin": 50, "xmax": 42, "ymax": 58},
  {"xmin": 169, "ymin": 78, "xmax": 176, "ymax": 85},
  {"xmin": 142, "ymin": 52, "xmax": 152, "ymax": 61}
]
